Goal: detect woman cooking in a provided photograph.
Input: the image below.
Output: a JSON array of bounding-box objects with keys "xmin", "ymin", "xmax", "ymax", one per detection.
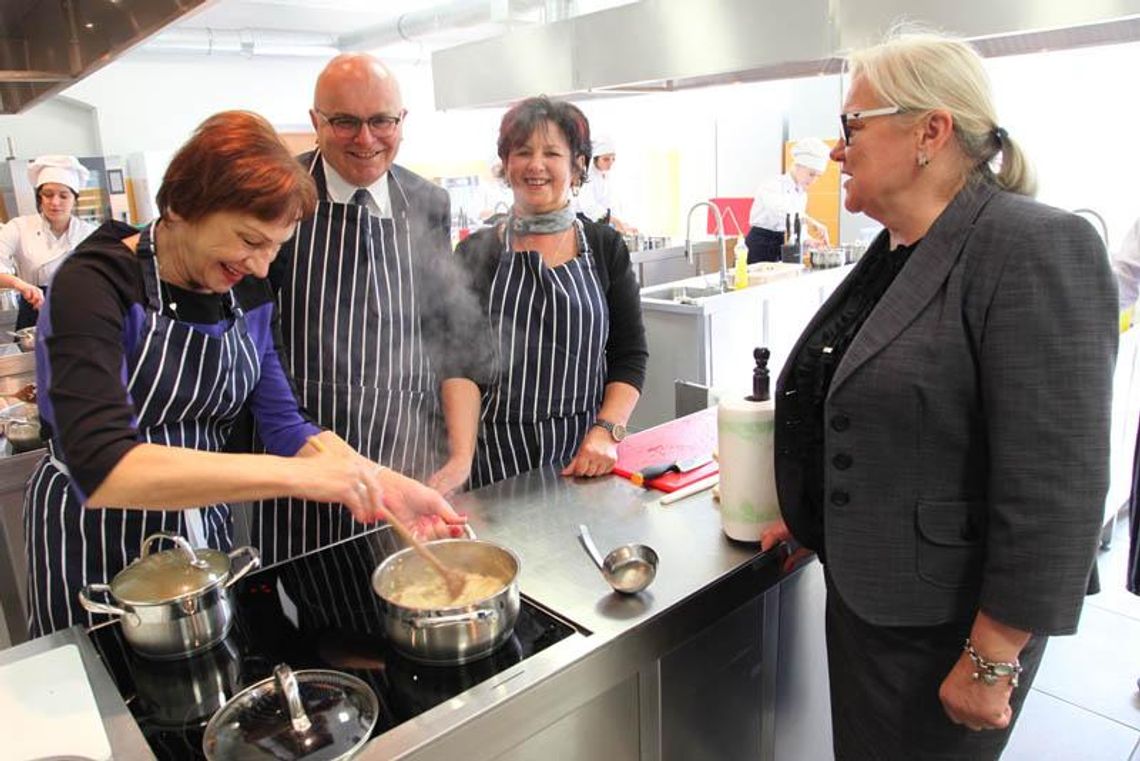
[
  {"xmin": 0, "ymin": 155, "xmax": 98, "ymax": 329},
  {"xmin": 744, "ymin": 137, "xmax": 831, "ymax": 263},
  {"xmin": 764, "ymin": 31, "xmax": 1116, "ymax": 759},
  {"xmin": 25, "ymin": 111, "xmax": 464, "ymax": 638},
  {"xmin": 434, "ymin": 97, "xmax": 647, "ymax": 491}
]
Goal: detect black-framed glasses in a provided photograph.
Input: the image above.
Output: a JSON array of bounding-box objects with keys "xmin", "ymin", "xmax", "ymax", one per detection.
[
  {"xmin": 839, "ymin": 105, "xmax": 902, "ymax": 145},
  {"xmin": 315, "ymin": 109, "xmax": 404, "ymax": 139}
]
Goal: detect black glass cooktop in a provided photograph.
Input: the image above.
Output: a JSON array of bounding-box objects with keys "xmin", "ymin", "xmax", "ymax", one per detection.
[{"xmin": 87, "ymin": 529, "xmax": 578, "ymax": 760}]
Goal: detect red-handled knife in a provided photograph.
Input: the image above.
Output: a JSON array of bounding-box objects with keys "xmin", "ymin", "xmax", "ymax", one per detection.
[{"xmin": 630, "ymin": 454, "xmax": 714, "ymax": 487}]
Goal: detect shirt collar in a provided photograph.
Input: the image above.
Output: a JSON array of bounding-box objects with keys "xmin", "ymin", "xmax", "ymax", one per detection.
[{"xmin": 321, "ymin": 158, "xmax": 392, "ymax": 218}]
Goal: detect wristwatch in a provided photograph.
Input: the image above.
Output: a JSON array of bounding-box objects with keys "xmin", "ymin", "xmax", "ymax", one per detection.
[{"xmin": 593, "ymin": 418, "xmax": 628, "ymax": 442}]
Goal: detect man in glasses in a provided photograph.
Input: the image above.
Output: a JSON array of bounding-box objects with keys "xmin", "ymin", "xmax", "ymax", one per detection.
[{"xmin": 249, "ymin": 52, "xmax": 482, "ymax": 564}]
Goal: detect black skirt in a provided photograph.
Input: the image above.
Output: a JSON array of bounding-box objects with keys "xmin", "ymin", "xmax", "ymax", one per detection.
[{"xmin": 825, "ymin": 572, "xmax": 1047, "ymax": 761}]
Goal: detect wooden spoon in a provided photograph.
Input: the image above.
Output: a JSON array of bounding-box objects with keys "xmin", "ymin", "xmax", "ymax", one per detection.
[{"xmin": 308, "ymin": 437, "xmax": 467, "ymax": 599}]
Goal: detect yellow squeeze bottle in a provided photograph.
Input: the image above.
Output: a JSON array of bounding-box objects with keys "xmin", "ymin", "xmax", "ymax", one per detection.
[{"xmin": 733, "ymin": 237, "xmax": 749, "ymax": 290}]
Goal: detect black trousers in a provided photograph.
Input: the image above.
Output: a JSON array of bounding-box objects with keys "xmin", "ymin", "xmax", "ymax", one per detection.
[
  {"xmin": 825, "ymin": 572, "xmax": 1046, "ymax": 761},
  {"xmin": 1128, "ymin": 420, "xmax": 1140, "ymax": 594},
  {"xmin": 745, "ymin": 226, "xmax": 783, "ymax": 264},
  {"xmin": 15, "ymin": 286, "xmax": 44, "ymax": 331}
]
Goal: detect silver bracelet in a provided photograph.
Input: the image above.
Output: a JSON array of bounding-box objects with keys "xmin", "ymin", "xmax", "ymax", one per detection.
[{"xmin": 963, "ymin": 638, "xmax": 1023, "ymax": 688}]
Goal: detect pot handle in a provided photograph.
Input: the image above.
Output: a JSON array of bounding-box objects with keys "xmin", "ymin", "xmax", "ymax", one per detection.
[
  {"xmin": 225, "ymin": 545, "xmax": 262, "ymax": 589},
  {"xmin": 410, "ymin": 608, "xmax": 497, "ymax": 629},
  {"xmin": 78, "ymin": 583, "xmax": 129, "ymax": 619}
]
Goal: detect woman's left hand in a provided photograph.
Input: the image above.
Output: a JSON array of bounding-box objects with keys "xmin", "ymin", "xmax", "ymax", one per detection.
[
  {"xmin": 561, "ymin": 427, "xmax": 618, "ymax": 478},
  {"xmin": 938, "ymin": 651, "xmax": 1014, "ymax": 732}
]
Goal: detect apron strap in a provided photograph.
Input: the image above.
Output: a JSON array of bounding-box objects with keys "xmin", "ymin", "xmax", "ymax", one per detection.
[{"xmin": 135, "ymin": 222, "xmax": 163, "ymax": 312}]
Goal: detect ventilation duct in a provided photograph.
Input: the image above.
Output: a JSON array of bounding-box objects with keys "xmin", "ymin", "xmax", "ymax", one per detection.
[
  {"xmin": 0, "ymin": 0, "xmax": 211, "ymax": 114},
  {"xmin": 431, "ymin": 0, "xmax": 1140, "ymax": 109}
]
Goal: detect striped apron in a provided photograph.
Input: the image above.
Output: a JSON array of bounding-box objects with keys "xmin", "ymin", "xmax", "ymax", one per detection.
[
  {"xmin": 472, "ymin": 221, "xmax": 608, "ymax": 488},
  {"xmin": 252, "ymin": 154, "xmax": 442, "ymax": 565},
  {"xmin": 23, "ymin": 223, "xmax": 260, "ymax": 637}
]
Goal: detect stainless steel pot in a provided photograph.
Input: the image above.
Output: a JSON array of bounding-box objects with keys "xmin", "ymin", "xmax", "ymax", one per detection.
[
  {"xmin": 78, "ymin": 532, "xmax": 260, "ymax": 660},
  {"xmin": 371, "ymin": 539, "xmax": 520, "ymax": 664}
]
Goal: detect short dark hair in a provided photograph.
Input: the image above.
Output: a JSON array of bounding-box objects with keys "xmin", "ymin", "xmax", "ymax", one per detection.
[
  {"xmin": 157, "ymin": 110, "xmax": 317, "ymax": 223},
  {"xmin": 497, "ymin": 96, "xmax": 591, "ymax": 187}
]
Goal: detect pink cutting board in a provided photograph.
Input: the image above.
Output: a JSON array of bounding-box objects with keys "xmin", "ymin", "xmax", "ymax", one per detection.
[{"xmin": 613, "ymin": 408, "xmax": 719, "ymax": 492}]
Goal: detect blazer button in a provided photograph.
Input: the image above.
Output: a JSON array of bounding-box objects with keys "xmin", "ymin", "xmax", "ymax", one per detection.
[
  {"xmin": 832, "ymin": 453, "xmax": 852, "ymax": 470},
  {"xmin": 830, "ymin": 414, "xmax": 850, "ymax": 432},
  {"xmin": 830, "ymin": 490, "xmax": 850, "ymax": 506}
]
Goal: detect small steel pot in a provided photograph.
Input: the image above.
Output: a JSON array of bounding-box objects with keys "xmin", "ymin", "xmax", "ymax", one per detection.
[
  {"xmin": 11, "ymin": 327, "xmax": 35, "ymax": 352},
  {"xmin": 79, "ymin": 532, "xmax": 260, "ymax": 660},
  {"xmin": 371, "ymin": 539, "xmax": 520, "ymax": 665}
]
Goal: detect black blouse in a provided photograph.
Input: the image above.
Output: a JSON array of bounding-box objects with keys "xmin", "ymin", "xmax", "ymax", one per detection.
[{"xmin": 780, "ymin": 236, "xmax": 919, "ymax": 554}]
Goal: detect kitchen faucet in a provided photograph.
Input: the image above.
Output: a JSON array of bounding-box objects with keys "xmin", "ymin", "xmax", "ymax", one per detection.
[{"xmin": 684, "ymin": 201, "xmax": 728, "ymax": 293}]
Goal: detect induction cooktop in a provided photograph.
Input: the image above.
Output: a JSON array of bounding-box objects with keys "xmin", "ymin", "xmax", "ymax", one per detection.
[{"xmin": 87, "ymin": 528, "xmax": 579, "ymax": 760}]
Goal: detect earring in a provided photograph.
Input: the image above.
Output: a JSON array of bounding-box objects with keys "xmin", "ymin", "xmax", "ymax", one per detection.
[
  {"xmin": 917, "ymin": 152, "xmax": 930, "ymax": 168},
  {"xmin": 571, "ymin": 185, "xmax": 580, "ymax": 197}
]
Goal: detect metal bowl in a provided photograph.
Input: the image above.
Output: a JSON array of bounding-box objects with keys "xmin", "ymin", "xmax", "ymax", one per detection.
[{"xmin": 12, "ymin": 327, "xmax": 35, "ymax": 352}]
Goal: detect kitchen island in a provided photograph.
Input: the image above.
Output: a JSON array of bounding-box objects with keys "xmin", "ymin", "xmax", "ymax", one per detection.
[{"xmin": 0, "ymin": 447, "xmax": 832, "ymax": 761}]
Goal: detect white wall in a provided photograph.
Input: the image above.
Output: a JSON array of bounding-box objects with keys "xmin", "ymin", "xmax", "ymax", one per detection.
[{"xmin": 0, "ymin": 97, "xmax": 101, "ymax": 158}]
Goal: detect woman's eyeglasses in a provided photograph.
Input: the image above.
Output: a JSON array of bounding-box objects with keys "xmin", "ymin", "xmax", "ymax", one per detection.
[
  {"xmin": 315, "ymin": 109, "xmax": 404, "ymax": 139},
  {"xmin": 839, "ymin": 105, "xmax": 902, "ymax": 145}
]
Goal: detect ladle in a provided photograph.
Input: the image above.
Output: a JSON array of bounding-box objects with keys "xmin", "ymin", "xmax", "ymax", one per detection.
[
  {"xmin": 308, "ymin": 437, "xmax": 466, "ymax": 599},
  {"xmin": 577, "ymin": 524, "xmax": 659, "ymax": 595}
]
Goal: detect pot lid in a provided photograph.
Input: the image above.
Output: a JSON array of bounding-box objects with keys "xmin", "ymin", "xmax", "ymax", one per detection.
[
  {"xmin": 203, "ymin": 664, "xmax": 379, "ymax": 761},
  {"xmin": 111, "ymin": 533, "xmax": 230, "ymax": 604}
]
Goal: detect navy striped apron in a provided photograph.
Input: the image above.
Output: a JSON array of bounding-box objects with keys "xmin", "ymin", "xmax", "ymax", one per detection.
[
  {"xmin": 252, "ymin": 153, "xmax": 442, "ymax": 566},
  {"xmin": 23, "ymin": 223, "xmax": 260, "ymax": 637},
  {"xmin": 472, "ymin": 220, "xmax": 608, "ymax": 488}
]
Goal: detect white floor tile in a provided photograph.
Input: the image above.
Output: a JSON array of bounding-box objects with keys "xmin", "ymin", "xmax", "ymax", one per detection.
[{"xmin": 1005, "ymin": 689, "xmax": 1138, "ymax": 761}]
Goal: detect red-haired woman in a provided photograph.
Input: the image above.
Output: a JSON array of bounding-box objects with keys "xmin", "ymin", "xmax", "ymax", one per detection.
[{"xmin": 24, "ymin": 111, "xmax": 463, "ymax": 638}]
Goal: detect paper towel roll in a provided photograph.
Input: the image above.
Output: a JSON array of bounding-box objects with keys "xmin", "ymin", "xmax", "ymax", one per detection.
[{"xmin": 718, "ymin": 396, "xmax": 779, "ymax": 542}]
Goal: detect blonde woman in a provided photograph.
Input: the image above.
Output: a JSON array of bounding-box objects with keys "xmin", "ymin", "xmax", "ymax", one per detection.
[{"xmin": 766, "ymin": 31, "xmax": 1116, "ymax": 759}]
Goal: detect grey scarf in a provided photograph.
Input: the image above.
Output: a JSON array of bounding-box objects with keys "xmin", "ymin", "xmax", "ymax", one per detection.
[{"xmin": 509, "ymin": 203, "xmax": 577, "ymax": 235}]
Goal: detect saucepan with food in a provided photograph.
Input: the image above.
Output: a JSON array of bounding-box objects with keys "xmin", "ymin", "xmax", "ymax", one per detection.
[{"xmin": 371, "ymin": 537, "xmax": 521, "ymax": 665}]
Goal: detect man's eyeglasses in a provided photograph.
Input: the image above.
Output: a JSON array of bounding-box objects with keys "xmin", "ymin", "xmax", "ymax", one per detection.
[
  {"xmin": 839, "ymin": 105, "xmax": 902, "ymax": 145},
  {"xmin": 315, "ymin": 109, "xmax": 404, "ymax": 139}
]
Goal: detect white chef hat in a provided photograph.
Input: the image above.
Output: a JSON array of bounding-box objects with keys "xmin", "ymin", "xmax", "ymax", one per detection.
[
  {"xmin": 791, "ymin": 137, "xmax": 830, "ymax": 173},
  {"xmin": 591, "ymin": 135, "xmax": 616, "ymax": 157},
  {"xmin": 27, "ymin": 155, "xmax": 90, "ymax": 193}
]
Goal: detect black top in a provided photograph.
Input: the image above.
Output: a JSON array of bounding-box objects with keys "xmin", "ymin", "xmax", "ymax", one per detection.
[
  {"xmin": 452, "ymin": 220, "xmax": 648, "ymax": 391},
  {"xmin": 38, "ymin": 221, "xmax": 315, "ymax": 498},
  {"xmin": 779, "ymin": 236, "xmax": 918, "ymax": 554}
]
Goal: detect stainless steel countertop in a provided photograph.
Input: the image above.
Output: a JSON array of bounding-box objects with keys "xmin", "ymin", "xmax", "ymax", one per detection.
[
  {"xmin": 628, "ymin": 239, "xmax": 724, "ymax": 266},
  {"xmin": 12, "ymin": 461, "xmax": 779, "ymax": 759},
  {"xmin": 454, "ymin": 465, "xmax": 759, "ymax": 638}
]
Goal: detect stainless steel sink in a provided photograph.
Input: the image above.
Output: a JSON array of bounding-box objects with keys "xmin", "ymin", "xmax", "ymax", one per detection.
[{"xmin": 641, "ymin": 284, "xmax": 727, "ymax": 303}]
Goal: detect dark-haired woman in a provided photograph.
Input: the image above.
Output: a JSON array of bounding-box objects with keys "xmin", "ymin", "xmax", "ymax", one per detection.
[
  {"xmin": 25, "ymin": 111, "xmax": 462, "ymax": 638},
  {"xmin": 435, "ymin": 97, "xmax": 647, "ymax": 491}
]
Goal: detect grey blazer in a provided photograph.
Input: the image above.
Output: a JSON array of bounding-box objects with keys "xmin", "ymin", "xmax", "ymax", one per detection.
[{"xmin": 774, "ymin": 180, "xmax": 1118, "ymax": 635}]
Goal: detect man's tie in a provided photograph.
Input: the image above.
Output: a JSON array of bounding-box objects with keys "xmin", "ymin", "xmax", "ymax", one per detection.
[{"xmin": 351, "ymin": 187, "xmax": 371, "ymax": 208}]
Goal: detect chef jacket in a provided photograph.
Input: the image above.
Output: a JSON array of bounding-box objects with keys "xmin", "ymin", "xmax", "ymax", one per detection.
[
  {"xmin": 1112, "ymin": 216, "xmax": 1140, "ymax": 310},
  {"xmin": 576, "ymin": 170, "xmax": 620, "ymax": 223},
  {"xmin": 0, "ymin": 213, "xmax": 98, "ymax": 286},
  {"xmin": 748, "ymin": 173, "xmax": 808, "ymax": 233}
]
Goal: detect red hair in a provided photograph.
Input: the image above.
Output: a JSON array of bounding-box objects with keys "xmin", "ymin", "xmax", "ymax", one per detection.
[{"xmin": 157, "ymin": 110, "xmax": 317, "ymax": 223}]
